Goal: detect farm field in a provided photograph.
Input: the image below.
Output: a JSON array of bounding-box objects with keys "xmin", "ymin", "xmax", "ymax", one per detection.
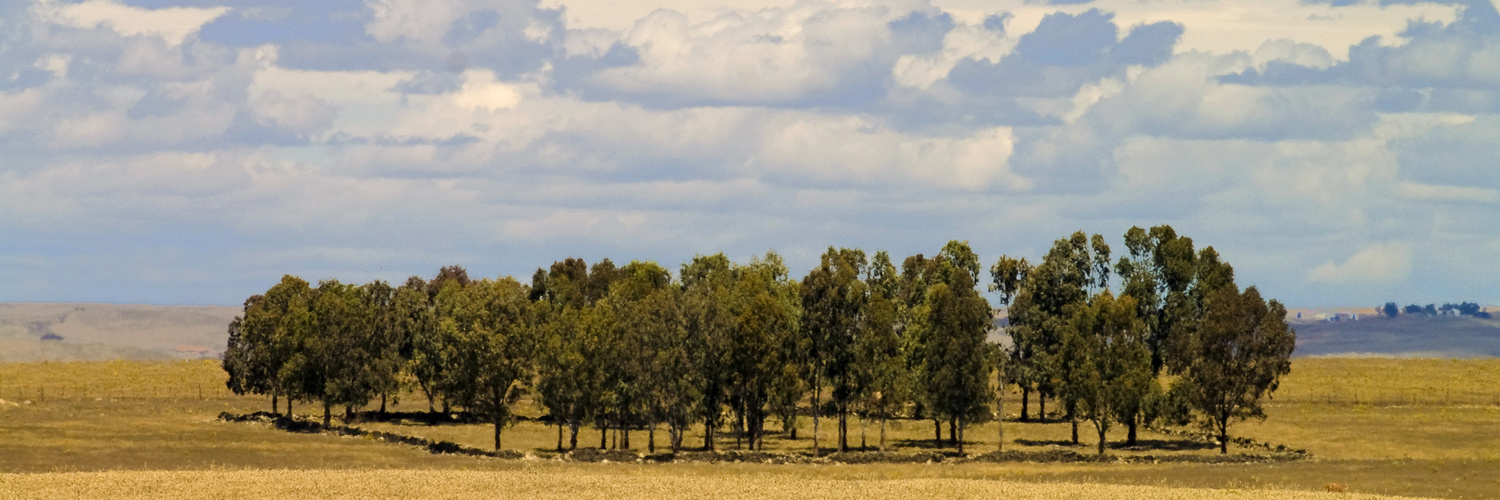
[{"xmin": 1, "ymin": 359, "xmax": 1498, "ymax": 498}]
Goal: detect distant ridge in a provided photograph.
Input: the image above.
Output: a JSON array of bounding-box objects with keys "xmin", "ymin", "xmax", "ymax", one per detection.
[
  {"xmin": 2, "ymin": 302, "xmax": 1496, "ymax": 362},
  {"xmin": 1291, "ymin": 314, "xmax": 1500, "ymax": 358},
  {"xmin": 0, "ymin": 302, "xmax": 239, "ymax": 362}
]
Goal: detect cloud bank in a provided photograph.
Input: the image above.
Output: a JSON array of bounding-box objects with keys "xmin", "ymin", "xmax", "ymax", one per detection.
[{"xmin": 1, "ymin": 0, "xmax": 1497, "ymax": 307}]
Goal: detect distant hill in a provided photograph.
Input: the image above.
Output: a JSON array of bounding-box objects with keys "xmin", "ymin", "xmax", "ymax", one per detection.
[
  {"xmin": 1292, "ymin": 315, "xmax": 1500, "ymax": 358},
  {"xmin": 3, "ymin": 302, "xmax": 1496, "ymax": 362},
  {"xmin": 0, "ymin": 303, "xmax": 239, "ymax": 362}
]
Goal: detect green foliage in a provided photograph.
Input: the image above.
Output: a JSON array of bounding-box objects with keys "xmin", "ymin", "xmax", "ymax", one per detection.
[
  {"xmin": 1008, "ymin": 232, "xmax": 1107, "ymax": 420},
  {"xmin": 1177, "ymin": 285, "xmax": 1296, "ymax": 454},
  {"xmin": 855, "ymin": 251, "xmax": 907, "ymax": 451},
  {"xmin": 800, "ymin": 247, "xmax": 867, "ymax": 453},
  {"xmin": 1061, "ymin": 291, "xmax": 1152, "ymax": 454},
  {"xmin": 222, "ymin": 227, "xmax": 1294, "ymax": 459},
  {"xmin": 434, "ymin": 277, "xmax": 534, "ymax": 450},
  {"xmin": 909, "ymin": 241, "xmax": 992, "ymax": 453}
]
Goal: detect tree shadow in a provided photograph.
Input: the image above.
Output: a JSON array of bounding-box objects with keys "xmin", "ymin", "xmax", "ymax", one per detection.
[
  {"xmin": 1113, "ymin": 438, "xmax": 1217, "ymax": 452},
  {"xmin": 1014, "ymin": 439, "xmax": 1082, "ymax": 448}
]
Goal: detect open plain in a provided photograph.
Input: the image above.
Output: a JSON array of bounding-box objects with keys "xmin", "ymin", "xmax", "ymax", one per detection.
[{"xmin": 1, "ymin": 358, "xmax": 1497, "ymax": 498}]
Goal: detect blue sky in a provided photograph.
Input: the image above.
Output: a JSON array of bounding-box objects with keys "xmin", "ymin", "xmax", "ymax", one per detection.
[{"xmin": 2, "ymin": 0, "xmax": 1498, "ymax": 307}]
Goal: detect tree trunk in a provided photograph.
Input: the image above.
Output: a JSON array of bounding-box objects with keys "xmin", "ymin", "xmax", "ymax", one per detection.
[
  {"xmin": 287, "ymin": 397, "xmax": 293, "ymax": 418},
  {"xmin": 957, "ymin": 418, "xmax": 965, "ymax": 454},
  {"xmin": 1219, "ymin": 417, "xmax": 1229, "ymax": 455},
  {"xmin": 600, "ymin": 424, "xmax": 607, "ymax": 449},
  {"xmin": 344, "ymin": 405, "xmax": 354, "ymax": 424},
  {"xmin": 705, "ymin": 417, "xmax": 715, "ymax": 451},
  {"xmin": 494, "ymin": 418, "xmax": 503, "ymax": 450},
  {"xmin": 1020, "ymin": 386, "xmax": 1029, "ymax": 422},
  {"xmin": 649, "ymin": 423, "xmax": 656, "ymax": 453},
  {"xmin": 948, "ymin": 418, "xmax": 957, "ymax": 446},
  {"xmin": 621, "ymin": 414, "xmax": 630, "ymax": 450},
  {"xmin": 841, "ymin": 406, "xmax": 850, "ymax": 452},
  {"xmin": 1070, "ymin": 418, "xmax": 1079, "ymax": 445},
  {"xmin": 879, "ymin": 415, "xmax": 887, "ymax": 452},
  {"xmin": 557, "ymin": 421, "xmax": 564, "ymax": 451},
  {"xmin": 860, "ymin": 414, "xmax": 867, "ymax": 451},
  {"xmin": 380, "ymin": 393, "xmax": 387, "ymax": 416},
  {"xmin": 933, "ymin": 418, "xmax": 942, "ymax": 448},
  {"xmin": 788, "ymin": 414, "xmax": 798, "ymax": 440},
  {"xmin": 812, "ymin": 374, "xmax": 821, "ymax": 457},
  {"xmin": 323, "ymin": 402, "xmax": 331, "ymax": 428},
  {"xmin": 1097, "ymin": 423, "xmax": 1107, "ymax": 455},
  {"xmin": 569, "ymin": 421, "xmax": 579, "ymax": 450},
  {"xmin": 1038, "ymin": 393, "xmax": 1046, "ymax": 421},
  {"xmin": 997, "ymin": 387, "xmax": 1005, "ymax": 452},
  {"xmin": 272, "ymin": 393, "xmax": 279, "ymax": 416},
  {"xmin": 1127, "ymin": 416, "xmax": 1138, "ymax": 446}
]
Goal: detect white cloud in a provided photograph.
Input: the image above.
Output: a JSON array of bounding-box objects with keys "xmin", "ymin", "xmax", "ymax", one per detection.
[
  {"xmin": 33, "ymin": 0, "xmax": 230, "ymax": 45},
  {"xmin": 1397, "ymin": 182, "xmax": 1500, "ymax": 204},
  {"xmin": 3, "ymin": 0, "xmax": 1499, "ymax": 307},
  {"xmin": 933, "ymin": 0, "xmax": 1460, "ymax": 60},
  {"xmin": 1308, "ymin": 242, "xmax": 1413, "ymax": 286},
  {"xmin": 249, "ymin": 91, "xmax": 338, "ymax": 135}
]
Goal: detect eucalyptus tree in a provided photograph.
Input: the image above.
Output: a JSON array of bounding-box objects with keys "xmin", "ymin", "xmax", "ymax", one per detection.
[
  {"xmin": 1062, "ymin": 291, "xmax": 1152, "ymax": 455},
  {"xmin": 681, "ymin": 253, "xmax": 735, "ymax": 451},
  {"xmin": 910, "ymin": 245, "xmax": 992, "ymax": 453},
  {"xmin": 800, "ymin": 247, "xmax": 866, "ymax": 454},
  {"xmin": 1007, "ymin": 232, "xmax": 1106, "ymax": 427},
  {"xmin": 727, "ymin": 251, "xmax": 800, "ymax": 450},
  {"xmin": 533, "ymin": 258, "xmax": 608, "ymax": 449},
  {"xmin": 987, "ymin": 255, "xmax": 1029, "ymax": 429},
  {"xmin": 224, "ymin": 294, "xmax": 270, "ymax": 411},
  {"xmin": 597, "ymin": 260, "xmax": 680, "ymax": 451},
  {"xmin": 227, "ymin": 276, "xmax": 314, "ymax": 415},
  {"xmin": 855, "ymin": 250, "xmax": 907, "ymax": 452},
  {"xmin": 362, "ymin": 280, "xmax": 404, "ymax": 416},
  {"xmin": 435, "ymin": 276, "xmax": 534, "ymax": 450},
  {"xmin": 309, "ymin": 279, "xmax": 383, "ymax": 426},
  {"xmin": 1178, "ymin": 285, "xmax": 1295, "ymax": 454}
]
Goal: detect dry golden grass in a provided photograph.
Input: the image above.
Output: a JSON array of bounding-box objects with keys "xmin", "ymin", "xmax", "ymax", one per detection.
[
  {"xmin": 0, "ymin": 468, "xmax": 1424, "ymax": 500},
  {"xmin": 3, "ymin": 359, "xmax": 1500, "ymax": 498}
]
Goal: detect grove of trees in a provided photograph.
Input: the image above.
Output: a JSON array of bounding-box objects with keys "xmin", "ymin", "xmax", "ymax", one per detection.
[{"xmin": 224, "ymin": 226, "xmax": 1295, "ymax": 455}]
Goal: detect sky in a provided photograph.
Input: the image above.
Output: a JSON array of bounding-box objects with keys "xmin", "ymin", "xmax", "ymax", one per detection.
[{"xmin": 1, "ymin": 0, "xmax": 1498, "ymax": 308}]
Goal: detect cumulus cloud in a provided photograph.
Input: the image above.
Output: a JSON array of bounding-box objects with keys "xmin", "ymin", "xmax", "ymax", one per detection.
[
  {"xmin": 1308, "ymin": 242, "xmax": 1413, "ymax": 286},
  {"xmin": 2, "ymin": 0, "xmax": 1498, "ymax": 306},
  {"xmin": 34, "ymin": 0, "xmax": 230, "ymax": 45}
]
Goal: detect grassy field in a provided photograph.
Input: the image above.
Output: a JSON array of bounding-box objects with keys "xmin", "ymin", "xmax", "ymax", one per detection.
[
  {"xmin": 1, "ymin": 359, "xmax": 1498, "ymax": 498},
  {"xmin": 0, "ymin": 469, "xmax": 1420, "ymax": 499}
]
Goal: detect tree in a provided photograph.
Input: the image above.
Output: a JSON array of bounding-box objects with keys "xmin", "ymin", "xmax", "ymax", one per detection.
[
  {"xmin": 309, "ymin": 279, "xmax": 383, "ymax": 426},
  {"xmin": 224, "ymin": 295, "xmax": 272, "ymax": 411},
  {"xmin": 1008, "ymin": 232, "xmax": 1104, "ymax": 429},
  {"xmin": 362, "ymin": 280, "xmax": 404, "ymax": 417},
  {"xmin": 910, "ymin": 254, "xmax": 992, "ymax": 454},
  {"xmin": 727, "ymin": 251, "xmax": 800, "ymax": 450},
  {"xmin": 534, "ymin": 303, "xmax": 600, "ymax": 451},
  {"xmin": 1062, "ymin": 291, "xmax": 1152, "ymax": 455},
  {"xmin": 596, "ymin": 260, "xmax": 680, "ymax": 451},
  {"xmin": 533, "ymin": 258, "xmax": 613, "ymax": 450},
  {"xmin": 227, "ymin": 276, "xmax": 313, "ymax": 415},
  {"xmin": 856, "ymin": 250, "xmax": 907, "ymax": 452},
  {"xmin": 1178, "ymin": 285, "xmax": 1295, "ymax": 454},
  {"xmin": 394, "ymin": 277, "xmax": 442, "ymax": 413},
  {"xmin": 681, "ymin": 253, "xmax": 736, "ymax": 451},
  {"xmin": 436, "ymin": 277, "xmax": 534, "ymax": 450},
  {"xmin": 988, "ymin": 255, "xmax": 1029, "ymax": 434},
  {"xmin": 800, "ymin": 247, "xmax": 866, "ymax": 454}
]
